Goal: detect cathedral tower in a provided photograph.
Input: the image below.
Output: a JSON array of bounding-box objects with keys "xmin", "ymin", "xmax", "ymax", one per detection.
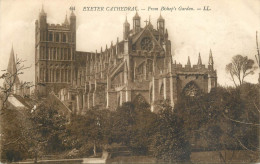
[{"xmin": 35, "ymin": 8, "xmax": 77, "ymax": 97}]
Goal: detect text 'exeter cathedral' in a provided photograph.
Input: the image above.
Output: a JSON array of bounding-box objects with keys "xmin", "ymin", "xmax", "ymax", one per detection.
[{"xmin": 35, "ymin": 8, "xmax": 217, "ymax": 113}]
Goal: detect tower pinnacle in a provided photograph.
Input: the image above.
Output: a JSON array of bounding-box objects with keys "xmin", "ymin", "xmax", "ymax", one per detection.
[
  {"xmin": 197, "ymin": 53, "xmax": 202, "ymax": 65},
  {"xmin": 208, "ymin": 49, "xmax": 214, "ymax": 65},
  {"xmin": 64, "ymin": 14, "xmax": 69, "ymax": 25},
  {"xmin": 187, "ymin": 56, "xmax": 191, "ymax": 66}
]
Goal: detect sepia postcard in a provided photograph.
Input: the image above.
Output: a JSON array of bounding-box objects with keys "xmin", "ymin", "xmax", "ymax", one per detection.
[{"xmin": 0, "ymin": 0, "xmax": 260, "ymax": 163}]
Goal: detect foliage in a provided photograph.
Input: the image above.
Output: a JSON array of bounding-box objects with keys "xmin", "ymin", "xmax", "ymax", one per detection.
[
  {"xmin": 0, "ymin": 106, "xmax": 30, "ymax": 162},
  {"xmin": 152, "ymin": 103, "xmax": 191, "ymax": 162}
]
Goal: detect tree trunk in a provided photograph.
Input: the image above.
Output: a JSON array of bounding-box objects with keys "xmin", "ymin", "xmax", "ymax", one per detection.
[
  {"xmin": 34, "ymin": 150, "xmax": 38, "ymax": 163},
  {"xmin": 93, "ymin": 141, "xmax": 97, "ymax": 157}
]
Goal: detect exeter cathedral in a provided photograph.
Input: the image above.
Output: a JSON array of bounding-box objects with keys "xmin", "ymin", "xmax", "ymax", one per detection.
[{"xmin": 35, "ymin": 8, "xmax": 217, "ymax": 113}]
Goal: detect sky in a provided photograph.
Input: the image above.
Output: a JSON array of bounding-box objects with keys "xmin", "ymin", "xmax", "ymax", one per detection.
[{"xmin": 0, "ymin": 0, "xmax": 260, "ymax": 86}]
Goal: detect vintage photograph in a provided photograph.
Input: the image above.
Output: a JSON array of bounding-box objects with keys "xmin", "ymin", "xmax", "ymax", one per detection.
[{"xmin": 0, "ymin": 0, "xmax": 260, "ymax": 163}]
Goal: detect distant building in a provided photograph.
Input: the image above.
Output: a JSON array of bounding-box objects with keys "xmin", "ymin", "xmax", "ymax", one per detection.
[
  {"xmin": 35, "ymin": 8, "xmax": 217, "ymax": 113},
  {"xmin": 3, "ymin": 46, "xmax": 30, "ymax": 97}
]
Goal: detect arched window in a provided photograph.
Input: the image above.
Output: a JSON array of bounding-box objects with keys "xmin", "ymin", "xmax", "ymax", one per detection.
[
  {"xmin": 160, "ymin": 83, "xmax": 164, "ymax": 100},
  {"xmin": 182, "ymin": 81, "xmax": 201, "ymax": 97},
  {"xmin": 64, "ymin": 48, "xmax": 67, "ymax": 60},
  {"xmin": 55, "ymin": 33, "xmax": 60, "ymax": 42},
  {"xmin": 65, "ymin": 69, "xmax": 68, "ymax": 82},
  {"xmin": 68, "ymin": 70, "xmax": 71, "ymax": 82},
  {"xmin": 63, "ymin": 33, "xmax": 67, "ymax": 42},
  {"xmin": 49, "ymin": 32, "xmax": 53, "ymax": 41},
  {"xmin": 53, "ymin": 48, "xmax": 56, "ymax": 60},
  {"xmin": 56, "ymin": 69, "xmax": 60, "ymax": 82},
  {"xmin": 61, "ymin": 48, "xmax": 64, "ymax": 60}
]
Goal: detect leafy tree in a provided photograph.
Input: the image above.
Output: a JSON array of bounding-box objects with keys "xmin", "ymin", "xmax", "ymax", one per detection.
[
  {"xmin": 27, "ymin": 100, "xmax": 67, "ymax": 163},
  {"xmin": 226, "ymin": 55, "xmax": 256, "ymax": 87},
  {"xmin": 152, "ymin": 102, "xmax": 191, "ymax": 162},
  {"xmin": 0, "ymin": 107, "xmax": 30, "ymax": 162}
]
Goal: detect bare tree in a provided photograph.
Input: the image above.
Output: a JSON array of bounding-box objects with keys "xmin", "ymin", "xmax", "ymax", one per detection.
[
  {"xmin": 0, "ymin": 57, "xmax": 33, "ymax": 111},
  {"xmin": 226, "ymin": 55, "xmax": 257, "ymax": 87}
]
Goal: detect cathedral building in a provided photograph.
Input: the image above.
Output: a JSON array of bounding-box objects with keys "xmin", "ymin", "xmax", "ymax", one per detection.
[{"xmin": 35, "ymin": 8, "xmax": 217, "ymax": 113}]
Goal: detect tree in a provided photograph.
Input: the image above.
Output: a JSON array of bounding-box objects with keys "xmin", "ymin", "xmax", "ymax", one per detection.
[
  {"xmin": 0, "ymin": 58, "xmax": 33, "ymax": 110},
  {"xmin": 152, "ymin": 102, "xmax": 191, "ymax": 162},
  {"xmin": 226, "ymin": 55, "xmax": 256, "ymax": 87},
  {"xmin": 27, "ymin": 100, "xmax": 68, "ymax": 163}
]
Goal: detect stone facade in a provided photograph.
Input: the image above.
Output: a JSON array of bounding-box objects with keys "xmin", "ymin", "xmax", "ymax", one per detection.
[{"xmin": 35, "ymin": 9, "xmax": 217, "ymax": 113}]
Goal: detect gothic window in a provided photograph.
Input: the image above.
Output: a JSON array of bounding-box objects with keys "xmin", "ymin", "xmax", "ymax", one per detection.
[
  {"xmin": 55, "ymin": 33, "xmax": 60, "ymax": 42},
  {"xmin": 63, "ymin": 33, "xmax": 67, "ymax": 42},
  {"xmin": 68, "ymin": 48, "xmax": 71, "ymax": 60},
  {"xmin": 56, "ymin": 69, "xmax": 60, "ymax": 82},
  {"xmin": 49, "ymin": 32, "xmax": 53, "ymax": 41},
  {"xmin": 65, "ymin": 69, "xmax": 68, "ymax": 82},
  {"xmin": 68, "ymin": 70, "xmax": 71, "ymax": 82},
  {"xmin": 182, "ymin": 81, "xmax": 201, "ymax": 97},
  {"xmin": 44, "ymin": 47, "xmax": 47, "ymax": 60},
  {"xmin": 40, "ymin": 68, "xmax": 43, "ymax": 81},
  {"xmin": 160, "ymin": 83, "xmax": 164, "ymax": 99},
  {"xmin": 141, "ymin": 37, "xmax": 153, "ymax": 51},
  {"xmin": 64, "ymin": 48, "xmax": 67, "ymax": 60},
  {"xmin": 146, "ymin": 59, "xmax": 153, "ymax": 74},
  {"xmin": 61, "ymin": 48, "xmax": 64, "ymax": 60},
  {"xmin": 53, "ymin": 48, "xmax": 56, "ymax": 60},
  {"xmin": 61, "ymin": 69, "xmax": 64, "ymax": 82},
  {"xmin": 132, "ymin": 44, "xmax": 136, "ymax": 51},
  {"xmin": 49, "ymin": 69, "xmax": 52, "ymax": 82},
  {"xmin": 133, "ymin": 94, "xmax": 148, "ymax": 106},
  {"xmin": 72, "ymin": 33, "xmax": 75, "ymax": 42},
  {"xmin": 40, "ymin": 47, "xmax": 43, "ymax": 59}
]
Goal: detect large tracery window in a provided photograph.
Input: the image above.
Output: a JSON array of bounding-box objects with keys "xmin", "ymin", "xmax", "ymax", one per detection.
[
  {"xmin": 182, "ymin": 81, "xmax": 201, "ymax": 97},
  {"xmin": 141, "ymin": 37, "xmax": 153, "ymax": 51}
]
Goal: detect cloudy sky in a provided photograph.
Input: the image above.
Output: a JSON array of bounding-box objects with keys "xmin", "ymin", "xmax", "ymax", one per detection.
[{"xmin": 0, "ymin": 0, "xmax": 260, "ymax": 86}]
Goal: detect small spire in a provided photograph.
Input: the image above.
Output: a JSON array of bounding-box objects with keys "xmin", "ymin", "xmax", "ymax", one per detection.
[
  {"xmin": 197, "ymin": 53, "xmax": 202, "ymax": 65},
  {"xmin": 133, "ymin": 11, "xmax": 140, "ymax": 19},
  {"xmin": 41, "ymin": 4, "xmax": 44, "ymax": 13},
  {"xmin": 7, "ymin": 46, "xmax": 17, "ymax": 75},
  {"xmin": 106, "ymin": 44, "xmax": 108, "ymax": 50},
  {"xmin": 165, "ymin": 29, "xmax": 168, "ymax": 38},
  {"xmin": 158, "ymin": 12, "xmax": 164, "ymax": 21},
  {"xmin": 208, "ymin": 49, "xmax": 214, "ymax": 65},
  {"xmin": 117, "ymin": 37, "xmax": 119, "ymax": 43},
  {"xmin": 187, "ymin": 56, "xmax": 191, "ymax": 66},
  {"xmin": 111, "ymin": 41, "xmax": 113, "ymax": 47},
  {"xmin": 101, "ymin": 47, "xmax": 103, "ymax": 53},
  {"xmin": 64, "ymin": 14, "xmax": 69, "ymax": 25},
  {"xmin": 40, "ymin": 4, "xmax": 46, "ymax": 16},
  {"xmin": 124, "ymin": 15, "xmax": 130, "ymax": 26}
]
